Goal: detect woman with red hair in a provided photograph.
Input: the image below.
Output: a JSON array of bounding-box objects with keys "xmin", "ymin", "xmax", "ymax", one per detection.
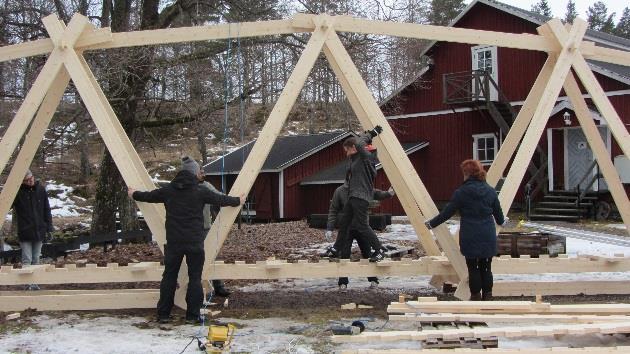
[{"xmin": 425, "ymin": 159, "xmax": 508, "ymax": 301}]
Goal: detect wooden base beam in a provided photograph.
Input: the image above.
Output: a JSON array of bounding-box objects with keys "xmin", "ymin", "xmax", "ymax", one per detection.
[{"xmin": 1, "ymin": 256, "xmax": 629, "ymax": 285}]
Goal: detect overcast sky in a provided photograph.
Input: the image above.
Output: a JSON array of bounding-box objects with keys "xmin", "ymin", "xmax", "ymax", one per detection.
[{"xmin": 467, "ymin": 0, "xmax": 628, "ymax": 22}]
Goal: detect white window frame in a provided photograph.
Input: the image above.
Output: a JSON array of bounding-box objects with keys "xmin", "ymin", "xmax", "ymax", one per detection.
[
  {"xmin": 471, "ymin": 45, "xmax": 498, "ymax": 101},
  {"xmin": 473, "ymin": 133, "xmax": 498, "ymax": 166}
]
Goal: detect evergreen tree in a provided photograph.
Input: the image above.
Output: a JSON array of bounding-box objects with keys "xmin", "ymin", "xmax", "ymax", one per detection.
[
  {"xmin": 428, "ymin": 0, "xmax": 466, "ymax": 26},
  {"xmin": 531, "ymin": 0, "xmax": 552, "ymax": 18},
  {"xmin": 564, "ymin": 0, "xmax": 578, "ymax": 24},
  {"xmin": 587, "ymin": 1, "xmax": 615, "ymax": 32},
  {"xmin": 614, "ymin": 7, "xmax": 630, "ymax": 39}
]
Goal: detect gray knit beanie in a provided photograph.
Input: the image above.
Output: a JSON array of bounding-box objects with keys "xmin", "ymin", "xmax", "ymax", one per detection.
[
  {"xmin": 25, "ymin": 169, "xmax": 33, "ymax": 178},
  {"xmin": 181, "ymin": 156, "xmax": 200, "ymax": 176}
]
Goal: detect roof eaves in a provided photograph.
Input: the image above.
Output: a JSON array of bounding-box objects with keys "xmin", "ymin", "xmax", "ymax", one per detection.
[
  {"xmin": 374, "ymin": 142, "xmax": 429, "ymax": 169},
  {"xmin": 379, "ymin": 65, "xmax": 431, "ymax": 107},
  {"xmin": 588, "ymin": 62, "xmax": 630, "ymax": 86},
  {"xmin": 276, "ymin": 131, "xmax": 354, "ymax": 169}
]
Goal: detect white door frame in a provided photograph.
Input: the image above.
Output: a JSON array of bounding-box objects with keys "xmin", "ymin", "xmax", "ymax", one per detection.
[
  {"xmin": 561, "ymin": 125, "xmax": 611, "ymax": 192},
  {"xmin": 471, "ymin": 45, "xmax": 498, "ymax": 101}
]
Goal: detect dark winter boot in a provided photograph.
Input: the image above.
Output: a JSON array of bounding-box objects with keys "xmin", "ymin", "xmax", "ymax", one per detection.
[
  {"xmin": 320, "ymin": 246, "xmax": 339, "ymax": 258},
  {"xmin": 469, "ymin": 292, "xmax": 482, "ymax": 301},
  {"xmin": 212, "ymin": 280, "xmax": 231, "ymax": 297},
  {"xmin": 482, "ymin": 291, "xmax": 493, "ymax": 301},
  {"xmin": 369, "ymin": 249, "xmax": 385, "ymax": 263}
]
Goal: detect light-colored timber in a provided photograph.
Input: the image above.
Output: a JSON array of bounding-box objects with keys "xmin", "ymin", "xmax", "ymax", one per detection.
[
  {"xmin": 1, "ymin": 256, "xmax": 629, "ymax": 286},
  {"xmin": 0, "ymin": 10, "xmax": 627, "ymax": 311},
  {"xmin": 331, "ymin": 321, "xmax": 630, "ymax": 343},
  {"xmin": 389, "ymin": 313, "xmax": 630, "ymax": 323},
  {"xmin": 341, "ymin": 347, "xmax": 630, "ymax": 354},
  {"xmin": 0, "ymin": 289, "xmax": 159, "ymax": 311},
  {"xmin": 388, "ymin": 300, "xmax": 630, "ymax": 315}
]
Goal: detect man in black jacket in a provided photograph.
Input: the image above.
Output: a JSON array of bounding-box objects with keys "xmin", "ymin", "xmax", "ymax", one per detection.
[
  {"xmin": 325, "ymin": 180, "xmax": 395, "ymax": 288},
  {"xmin": 12, "ymin": 169, "xmax": 53, "ymax": 268},
  {"xmin": 128, "ymin": 160, "xmax": 244, "ymax": 323},
  {"xmin": 322, "ymin": 126, "xmax": 386, "ymax": 262}
]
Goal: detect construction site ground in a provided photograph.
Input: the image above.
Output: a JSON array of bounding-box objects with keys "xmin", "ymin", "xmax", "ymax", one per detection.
[{"xmin": 1, "ymin": 219, "xmax": 629, "ymax": 353}]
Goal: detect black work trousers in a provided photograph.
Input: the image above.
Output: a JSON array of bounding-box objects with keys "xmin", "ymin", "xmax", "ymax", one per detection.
[
  {"xmin": 334, "ymin": 197, "xmax": 382, "ymax": 256},
  {"xmin": 338, "ymin": 230, "xmax": 379, "ymax": 285},
  {"xmin": 465, "ymin": 257, "xmax": 493, "ymax": 296},
  {"xmin": 157, "ymin": 242, "xmax": 205, "ymax": 319}
]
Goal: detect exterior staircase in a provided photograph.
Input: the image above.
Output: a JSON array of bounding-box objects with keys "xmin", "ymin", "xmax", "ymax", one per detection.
[
  {"xmin": 443, "ymin": 69, "xmax": 548, "ymax": 200},
  {"xmin": 528, "ymin": 190, "xmax": 596, "ymax": 222}
]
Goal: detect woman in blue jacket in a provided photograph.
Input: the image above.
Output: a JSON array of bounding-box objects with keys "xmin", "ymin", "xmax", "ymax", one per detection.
[{"xmin": 425, "ymin": 160, "xmax": 508, "ymax": 301}]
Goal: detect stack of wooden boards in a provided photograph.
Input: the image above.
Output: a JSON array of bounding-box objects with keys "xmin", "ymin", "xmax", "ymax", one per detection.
[{"xmin": 334, "ymin": 297, "xmax": 630, "ymax": 352}]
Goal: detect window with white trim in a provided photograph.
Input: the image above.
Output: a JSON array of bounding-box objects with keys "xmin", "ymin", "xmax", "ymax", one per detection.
[{"xmin": 473, "ymin": 133, "xmax": 498, "ymax": 165}]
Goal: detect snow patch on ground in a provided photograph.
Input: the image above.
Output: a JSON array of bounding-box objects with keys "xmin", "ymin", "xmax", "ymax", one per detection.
[
  {"xmin": 46, "ymin": 180, "xmax": 82, "ymax": 217},
  {"xmin": 0, "ymin": 315, "xmax": 325, "ymax": 354}
]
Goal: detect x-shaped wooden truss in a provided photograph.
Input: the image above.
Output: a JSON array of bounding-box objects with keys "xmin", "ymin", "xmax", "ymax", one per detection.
[{"xmin": 0, "ymin": 13, "xmax": 628, "ymax": 309}]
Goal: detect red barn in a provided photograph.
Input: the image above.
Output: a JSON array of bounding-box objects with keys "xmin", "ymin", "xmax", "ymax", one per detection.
[
  {"xmin": 205, "ymin": 0, "xmax": 630, "ymax": 222},
  {"xmin": 377, "ymin": 0, "xmax": 630, "ymax": 220}
]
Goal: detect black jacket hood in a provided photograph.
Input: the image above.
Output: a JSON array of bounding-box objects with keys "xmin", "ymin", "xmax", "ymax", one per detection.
[{"xmin": 170, "ymin": 170, "xmax": 199, "ymax": 190}]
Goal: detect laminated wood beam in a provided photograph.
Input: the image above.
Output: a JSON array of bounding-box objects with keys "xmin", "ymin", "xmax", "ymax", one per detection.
[
  {"xmin": 41, "ymin": 14, "xmax": 168, "ymax": 254},
  {"xmin": 194, "ymin": 17, "xmax": 334, "ymax": 308},
  {"xmin": 0, "ymin": 289, "xmax": 159, "ymax": 312},
  {"xmin": 563, "ymin": 73, "xmax": 630, "ymax": 234},
  {"xmin": 498, "ymin": 19, "xmax": 587, "ymax": 212},
  {"xmin": 296, "ymin": 14, "xmax": 556, "ymax": 52},
  {"xmin": 321, "ymin": 31, "xmax": 443, "ymax": 257},
  {"xmin": 0, "ymin": 51, "xmax": 65, "ymax": 176},
  {"xmin": 492, "ymin": 280, "xmax": 630, "ymax": 296},
  {"xmin": 571, "ymin": 54, "xmax": 630, "ymax": 160},
  {"xmin": 342, "ymin": 347, "xmax": 630, "ymax": 354},
  {"xmin": 486, "ymin": 54, "xmax": 557, "ymax": 186},
  {"xmin": 0, "ymin": 28, "xmax": 111, "ymax": 63},
  {"xmin": 0, "ymin": 67, "xmax": 70, "ymax": 230},
  {"xmin": 389, "ymin": 313, "xmax": 630, "ymax": 323},
  {"xmin": 3, "ymin": 256, "xmax": 629, "ymax": 285},
  {"xmin": 203, "ymin": 21, "xmax": 331, "ymax": 269},
  {"xmin": 332, "ymin": 321, "xmax": 630, "ymax": 343},
  {"xmin": 388, "ymin": 300, "xmax": 630, "ymax": 315}
]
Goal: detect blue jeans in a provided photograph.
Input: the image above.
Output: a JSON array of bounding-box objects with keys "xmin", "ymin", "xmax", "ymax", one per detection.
[{"xmin": 20, "ymin": 241, "xmax": 43, "ymax": 265}]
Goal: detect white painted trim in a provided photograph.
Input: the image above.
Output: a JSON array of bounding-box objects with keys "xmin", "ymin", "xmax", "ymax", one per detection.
[
  {"xmin": 471, "ymin": 45, "xmax": 498, "ymax": 100},
  {"xmin": 560, "ymin": 128, "xmax": 569, "ymax": 191},
  {"xmin": 278, "ymin": 170, "xmax": 284, "ymax": 219},
  {"xmin": 547, "ymin": 128, "xmax": 554, "ymax": 192},
  {"xmin": 472, "ymin": 133, "xmax": 498, "ymax": 166},
  {"xmin": 385, "ymin": 90, "xmax": 630, "ymax": 120}
]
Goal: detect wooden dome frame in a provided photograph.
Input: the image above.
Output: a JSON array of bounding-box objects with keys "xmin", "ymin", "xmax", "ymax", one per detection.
[{"xmin": 0, "ymin": 13, "xmax": 628, "ymax": 310}]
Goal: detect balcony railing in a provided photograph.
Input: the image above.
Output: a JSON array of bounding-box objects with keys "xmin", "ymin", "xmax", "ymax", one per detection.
[{"xmin": 443, "ymin": 69, "xmax": 492, "ymax": 104}]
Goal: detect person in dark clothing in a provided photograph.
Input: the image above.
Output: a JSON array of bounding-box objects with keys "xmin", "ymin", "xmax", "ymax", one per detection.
[
  {"xmin": 322, "ymin": 126, "xmax": 386, "ymax": 262},
  {"xmin": 128, "ymin": 159, "xmax": 244, "ymax": 323},
  {"xmin": 184, "ymin": 156, "xmax": 231, "ymax": 298},
  {"xmin": 326, "ymin": 180, "xmax": 395, "ymax": 288},
  {"xmin": 424, "ymin": 159, "xmax": 508, "ymax": 301},
  {"xmin": 12, "ymin": 169, "xmax": 53, "ymax": 268}
]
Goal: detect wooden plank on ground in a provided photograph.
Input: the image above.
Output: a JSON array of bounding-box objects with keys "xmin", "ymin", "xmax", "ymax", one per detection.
[
  {"xmin": 388, "ymin": 300, "xmax": 630, "ymax": 315},
  {"xmin": 341, "ymin": 347, "xmax": 630, "ymax": 354},
  {"xmin": 331, "ymin": 321, "xmax": 630, "ymax": 343},
  {"xmin": 389, "ymin": 313, "xmax": 630, "ymax": 323},
  {"xmin": 0, "ymin": 289, "xmax": 159, "ymax": 311}
]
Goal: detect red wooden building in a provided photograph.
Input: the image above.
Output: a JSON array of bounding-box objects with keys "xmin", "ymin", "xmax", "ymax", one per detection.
[{"xmin": 205, "ymin": 0, "xmax": 630, "ymax": 221}]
